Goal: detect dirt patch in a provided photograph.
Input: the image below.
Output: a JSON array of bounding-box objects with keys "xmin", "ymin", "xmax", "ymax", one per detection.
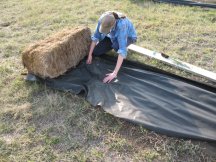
[{"xmin": 0, "ymin": 22, "xmax": 11, "ymax": 27}]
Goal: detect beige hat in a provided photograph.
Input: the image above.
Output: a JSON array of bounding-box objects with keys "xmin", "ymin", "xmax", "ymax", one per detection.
[{"xmin": 99, "ymin": 14, "xmax": 116, "ymax": 34}]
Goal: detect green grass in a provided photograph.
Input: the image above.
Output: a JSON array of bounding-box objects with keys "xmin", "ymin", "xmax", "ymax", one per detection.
[{"xmin": 0, "ymin": 0, "xmax": 216, "ymax": 161}]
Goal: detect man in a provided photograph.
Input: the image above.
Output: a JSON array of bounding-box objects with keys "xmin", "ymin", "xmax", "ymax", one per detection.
[{"xmin": 86, "ymin": 11, "xmax": 137, "ymax": 83}]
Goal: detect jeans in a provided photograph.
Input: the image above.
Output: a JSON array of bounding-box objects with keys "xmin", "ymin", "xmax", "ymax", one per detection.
[{"xmin": 93, "ymin": 37, "xmax": 135, "ymax": 56}]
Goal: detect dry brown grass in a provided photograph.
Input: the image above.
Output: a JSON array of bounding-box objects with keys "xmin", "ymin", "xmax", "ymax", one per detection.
[{"xmin": 0, "ymin": 0, "xmax": 216, "ymax": 161}]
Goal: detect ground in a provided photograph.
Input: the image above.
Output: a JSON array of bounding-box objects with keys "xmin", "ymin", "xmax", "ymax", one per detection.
[{"xmin": 0, "ymin": 0, "xmax": 216, "ymax": 161}]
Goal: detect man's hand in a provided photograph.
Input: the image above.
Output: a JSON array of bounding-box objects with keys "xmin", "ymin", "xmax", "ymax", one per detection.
[
  {"xmin": 103, "ymin": 54, "xmax": 124, "ymax": 83},
  {"xmin": 86, "ymin": 55, "xmax": 92, "ymax": 64},
  {"xmin": 86, "ymin": 41, "xmax": 96, "ymax": 64},
  {"xmin": 103, "ymin": 72, "xmax": 117, "ymax": 83}
]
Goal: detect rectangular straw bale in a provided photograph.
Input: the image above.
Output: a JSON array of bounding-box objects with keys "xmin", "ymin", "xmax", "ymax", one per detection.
[{"xmin": 22, "ymin": 27, "xmax": 91, "ymax": 78}]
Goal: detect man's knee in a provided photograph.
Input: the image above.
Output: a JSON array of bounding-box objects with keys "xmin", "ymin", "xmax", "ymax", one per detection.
[{"xmin": 93, "ymin": 47, "xmax": 102, "ymax": 56}]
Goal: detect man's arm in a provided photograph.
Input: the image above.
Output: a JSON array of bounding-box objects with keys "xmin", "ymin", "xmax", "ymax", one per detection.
[
  {"xmin": 103, "ymin": 54, "xmax": 124, "ymax": 83},
  {"xmin": 86, "ymin": 41, "xmax": 96, "ymax": 64},
  {"xmin": 87, "ymin": 21, "xmax": 101, "ymax": 64},
  {"xmin": 103, "ymin": 20, "xmax": 128, "ymax": 83}
]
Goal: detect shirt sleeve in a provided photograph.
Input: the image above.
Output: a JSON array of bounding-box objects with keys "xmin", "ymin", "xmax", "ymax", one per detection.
[
  {"xmin": 117, "ymin": 21, "xmax": 128, "ymax": 58},
  {"xmin": 91, "ymin": 21, "xmax": 101, "ymax": 42}
]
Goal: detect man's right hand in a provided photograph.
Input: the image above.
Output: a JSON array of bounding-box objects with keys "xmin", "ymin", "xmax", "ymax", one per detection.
[
  {"xmin": 86, "ymin": 54, "xmax": 92, "ymax": 64},
  {"xmin": 86, "ymin": 41, "xmax": 96, "ymax": 64}
]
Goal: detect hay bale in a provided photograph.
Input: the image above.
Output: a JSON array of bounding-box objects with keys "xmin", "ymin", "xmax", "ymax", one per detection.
[{"xmin": 22, "ymin": 27, "xmax": 91, "ymax": 78}]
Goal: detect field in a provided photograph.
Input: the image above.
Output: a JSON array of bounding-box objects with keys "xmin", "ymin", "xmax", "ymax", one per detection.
[{"xmin": 0, "ymin": 0, "xmax": 216, "ymax": 161}]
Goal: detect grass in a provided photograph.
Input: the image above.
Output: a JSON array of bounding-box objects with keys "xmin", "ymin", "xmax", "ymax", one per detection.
[{"xmin": 0, "ymin": 0, "xmax": 216, "ymax": 161}]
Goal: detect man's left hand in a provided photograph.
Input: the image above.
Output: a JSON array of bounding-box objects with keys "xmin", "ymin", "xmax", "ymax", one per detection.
[{"xmin": 103, "ymin": 72, "xmax": 117, "ymax": 83}]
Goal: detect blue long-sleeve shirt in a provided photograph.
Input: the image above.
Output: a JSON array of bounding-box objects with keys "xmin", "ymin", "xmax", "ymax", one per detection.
[{"xmin": 91, "ymin": 13, "xmax": 137, "ymax": 58}]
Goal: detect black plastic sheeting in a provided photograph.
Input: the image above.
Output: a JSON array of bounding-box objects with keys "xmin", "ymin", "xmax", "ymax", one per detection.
[
  {"xmin": 154, "ymin": 0, "xmax": 216, "ymax": 8},
  {"xmin": 38, "ymin": 56, "xmax": 216, "ymax": 141}
]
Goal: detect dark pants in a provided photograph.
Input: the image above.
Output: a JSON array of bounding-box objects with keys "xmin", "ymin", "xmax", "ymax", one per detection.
[
  {"xmin": 93, "ymin": 37, "xmax": 135, "ymax": 56},
  {"xmin": 93, "ymin": 37, "xmax": 113, "ymax": 56}
]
